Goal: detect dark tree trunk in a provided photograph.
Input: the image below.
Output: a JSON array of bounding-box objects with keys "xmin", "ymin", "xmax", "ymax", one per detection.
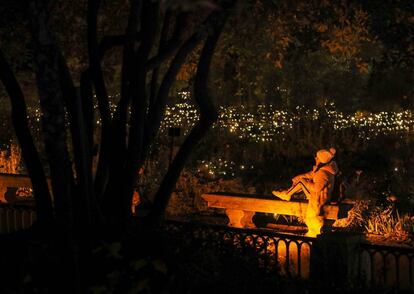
[
  {"xmin": 88, "ymin": 0, "xmax": 113, "ymax": 205},
  {"xmin": 144, "ymin": 29, "xmax": 207, "ymax": 149},
  {"xmin": 28, "ymin": 0, "xmax": 81, "ymax": 292},
  {"xmin": 114, "ymin": 1, "xmax": 159, "ymax": 230},
  {"xmin": 0, "ymin": 50, "xmax": 54, "ymax": 225},
  {"xmin": 97, "ymin": 0, "xmax": 143, "ymax": 230},
  {"xmin": 149, "ymin": 9, "xmax": 172, "ymax": 108},
  {"xmin": 28, "ymin": 0, "xmax": 74, "ymax": 230},
  {"xmin": 80, "ymin": 69, "xmax": 95, "ymax": 167},
  {"xmin": 1, "ymin": 0, "xmax": 236, "ymax": 291},
  {"xmin": 142, "ymin": 12, "xmax": 224, "ymax": 178},
  {"xmin": 148, "ymin": 7, "xmax": 229, "ymax": 222},
  {"xmin": 59, "ymin": 64, "xmax": 98, "ymax": 228}
]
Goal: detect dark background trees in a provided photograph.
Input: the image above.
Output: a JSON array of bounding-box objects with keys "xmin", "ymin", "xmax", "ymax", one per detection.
[{"xmin": 208, "ymin": 0, "xmax": 414, "ymax": 112}]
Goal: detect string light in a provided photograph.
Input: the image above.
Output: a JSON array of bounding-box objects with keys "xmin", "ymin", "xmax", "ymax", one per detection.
[
  {"xmin": 22, "ymin": 93, "xmax": 414, "ymax": 144},
  {"xmin": 160, "ymin": 100, "xmax": 414, "ymax": 142},
  {"xmin": 6, "ymin": 93, "xmax": 413, "ymax": 181}
]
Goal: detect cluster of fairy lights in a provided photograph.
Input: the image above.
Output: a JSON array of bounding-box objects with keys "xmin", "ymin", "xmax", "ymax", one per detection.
[
  {"xmin": 161, "ymin": 98, "xmax": 414, "ymax": 142},
  {"xmin": 22, "ymin": 92, "xmax": 414, "ymax": 144},
  {"xmin": 196, "ymin": 159, "xmax": 255, "ymax": 178},
  {"xmin": 198, "ymin": 159, "xmax": 236, "ymax": 177},
  {"xmin": 163, "ymin": 92, "xmax": 199, "ymax": 130},
  {"xmin": 3, "ymin": 92, "xmax": 410, "ymax": 180}
]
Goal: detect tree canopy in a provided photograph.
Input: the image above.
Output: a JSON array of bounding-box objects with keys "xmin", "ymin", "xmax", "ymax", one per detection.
[{"xmin": 207, "ymin": 0, "xmax": 414, "ymax": 111}]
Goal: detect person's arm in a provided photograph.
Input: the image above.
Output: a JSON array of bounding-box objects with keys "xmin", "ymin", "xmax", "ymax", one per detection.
[
  {"xmin": 292, "ymin": 169, "xmax": 314, "ymax": 184},
  {"xmin": 303, "ymin": 171, "xmax": 329, "ymax": 193}
]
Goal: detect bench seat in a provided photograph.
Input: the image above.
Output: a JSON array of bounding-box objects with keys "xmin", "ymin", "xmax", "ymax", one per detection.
[{"xmin": 201, "ymin": 192, "xmax": 353, "ymax": 229}]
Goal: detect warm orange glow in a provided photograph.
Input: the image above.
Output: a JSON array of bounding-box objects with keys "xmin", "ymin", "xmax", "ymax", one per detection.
[
  {"xmin": 0, "ymin": 144, "xmax": 22, "ymax": 174},
  {"xmin": 131, "ymin": 191, "xmax": 141, "ymax": 215},
  {"xmin": 201, "ymin": 193, "xmax": 350, "ymax": 236},
  {"xmin": 304, "ymin": 215, "xmax": 323, "ymax": 237}
]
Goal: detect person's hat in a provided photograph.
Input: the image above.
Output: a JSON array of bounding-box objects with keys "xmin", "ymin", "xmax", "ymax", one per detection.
[{"xmin": 316, "ymin": 147, "xmax": 336, "ymax": 164}]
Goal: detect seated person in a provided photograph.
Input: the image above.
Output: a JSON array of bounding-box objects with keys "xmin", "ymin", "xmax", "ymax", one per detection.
[{"xmin": 272, "ymin": 148, "xmax": 339, "ymax": 236}]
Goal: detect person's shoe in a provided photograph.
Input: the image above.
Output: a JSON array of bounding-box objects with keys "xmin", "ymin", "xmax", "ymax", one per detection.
[{"xmin": 272, "ymin": 190, "xmax": 290, "ymax": 201}]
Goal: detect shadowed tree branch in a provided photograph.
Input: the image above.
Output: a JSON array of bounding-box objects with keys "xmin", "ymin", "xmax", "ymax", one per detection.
[
  {"xmin": 0, "ymin": 49, "xmax": 54, "ymax": 225},
  {"xmin": 148, "ymin": 3, "xmax": 231, "ymax": 222},
  {"xmin": 28, "ymin": 0, "xmax": 74, "ymax": 230}
]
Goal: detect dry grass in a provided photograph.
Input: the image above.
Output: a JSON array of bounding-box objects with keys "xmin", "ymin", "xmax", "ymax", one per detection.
[
  {"xmin": 365, "ymin": 208, "xmax": 414, "ymax": 242},
  {"xmin": 334, "ymin": 200, "xmax": 414, "ymax": 243}
]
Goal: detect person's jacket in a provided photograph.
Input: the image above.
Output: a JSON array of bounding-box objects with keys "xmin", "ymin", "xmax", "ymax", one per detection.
[{"xmin": 299, "ymin": 160, "xmax": 339, "ymax": 214}]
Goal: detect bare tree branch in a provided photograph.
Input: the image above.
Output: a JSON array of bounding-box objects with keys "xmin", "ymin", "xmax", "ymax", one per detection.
[
  {"xmin": 97, "ymin": 33, "xmax": 142, "ymax": 61},
  {"xmin": 146, "ymin": 12, "xmax": 189, "ymax": 70},
  {"xmin": 144, "ymin": 11, "xmax": 221, "ymax": 152},
  {"xmin": 148, "ymin": 4, "xmax": 230, "ymax": 222},
  {"xmin": 149, "ymin": 9, "xmax": 172, "ymax": 108}
]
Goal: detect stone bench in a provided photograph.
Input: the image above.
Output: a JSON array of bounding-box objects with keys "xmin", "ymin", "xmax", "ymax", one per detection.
[
  {"xmin": 0, "ymin": 173, "xmax": 51, "ymax": 203},
  {"xmin": 201, "ymin": 192, "xmax": 353, "ymax": 229}
]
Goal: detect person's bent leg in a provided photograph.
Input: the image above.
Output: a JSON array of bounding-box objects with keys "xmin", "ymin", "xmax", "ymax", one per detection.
[
  {"xmin": 286, "ymin": 181, "xmax": 310, "ymax": 197},
  {"xmin": 272, "ymin": 189, "xmax": 291, "ymax": 201},
  {"xmin": 272, "ymin": 181, "xmax": 308, "ymax": 201}
]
